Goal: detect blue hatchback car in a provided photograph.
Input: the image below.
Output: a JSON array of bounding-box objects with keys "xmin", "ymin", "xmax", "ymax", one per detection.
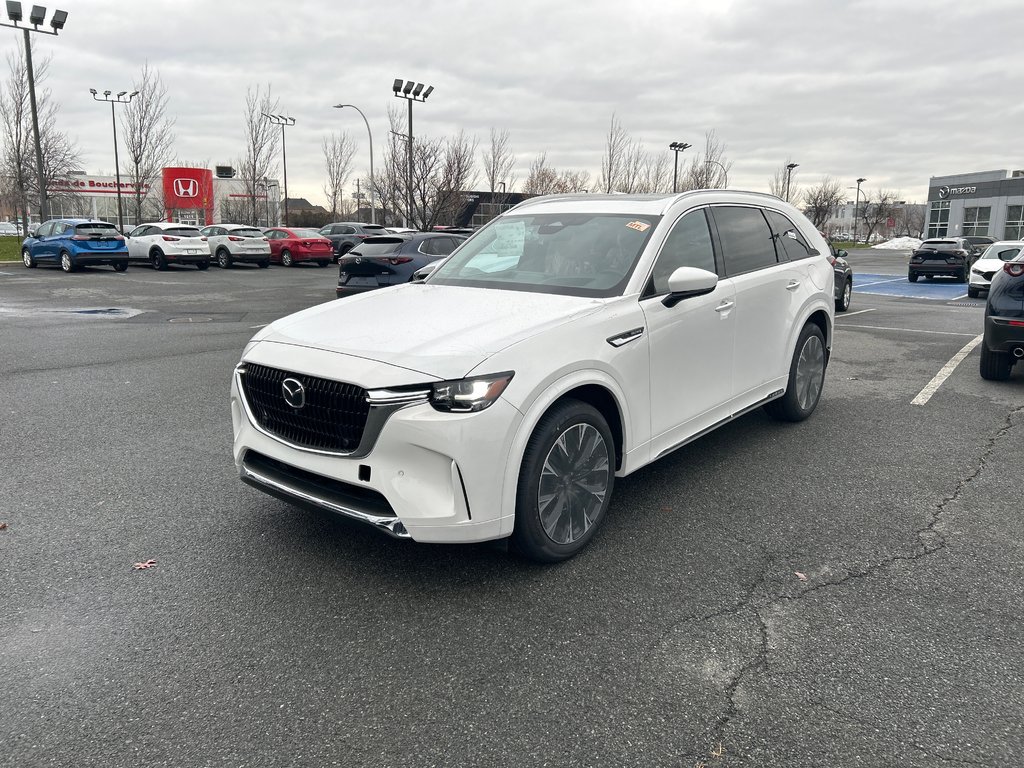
[{"xmin": 21, "ymin": 218, "xmax": 129, "ymax": 272}]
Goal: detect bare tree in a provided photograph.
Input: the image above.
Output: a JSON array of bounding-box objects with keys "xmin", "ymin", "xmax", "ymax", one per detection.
[
  {"xmin": 599, "ymin": 114, "xmax": 631, "ymax": 193},
  {"xmin": 121, "ymin": 63, "xmax": 175, "ymax": 226},
  {"xmin": 427, "ymin": 130, "xmax": 478, "ymax": 229},
  {"xmin": 894, "ymin": 203, "xmax": 926, "ymax": 238},
  {"xmin": 523, "ymin": 152, "xmax": 591, "ymax": 196},
  {"xmin": 322, "ymin": 130, "xmax": 356, "ymax": 217},
  {"xmin": 0, "ymin": 39, "xmax": 81, "ymax": 231},
  {"xmin": 237, "ymin": 84, "xmax": 279, "ymax": 226},
  {"xmin": 801, "ymin": 176, "xmax": 845, "ymax": 229},
  {"xmin": 768, "ymin": 158, "xmax": 800, "ymax": 202},
  {"xmin": 860, "ymin": 189, "xmax": 900, "ymax": 243},
  {"xmin": 481, "ymin": 127, "xmax": 516, "ymax": 204},
  {"xmin": 682, "ymin": 130, "xmax": 732, "ymax": 190}
]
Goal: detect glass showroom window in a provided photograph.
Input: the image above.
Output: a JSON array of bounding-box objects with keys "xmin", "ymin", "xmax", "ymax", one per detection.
[
  {"xmin": 927, "ymin": 201, "xmax": 950, "ymax": 238},
  {"xmin": 1005, "ymin": 205, "xmax": 1024, "ymax": 240},
  {"xmin": 962, "ymin": 206, "xmax": 991, "ymax": 236}
]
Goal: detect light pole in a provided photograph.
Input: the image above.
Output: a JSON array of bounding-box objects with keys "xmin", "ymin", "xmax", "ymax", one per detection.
[
  {"xmin": 393, "ymin": 79, "xmax": 434, "ymax": 230},
  {"xmin": 669, "ymin": 141, "xmax": 690, "ymax": 193},
  {"xmin": 333, "ymin": 104, "xmax": 376, "ymax": 224},
  {"xmin": 852, "ymin": 177, "xmax": 866, "ymax": 243},
  {"xmin": 785, "ymin": 162, "xmax": 799, "ymax": 202},
  {"xmin": 259, "ymin": 177, "xmax": 272, "ymax": 226},
  {"xmin": 263, "ymin": 113, "xmax": 295, "ymax": 226},
  {"xmin": 90, "ymin": 89, "xmax": 138, "ymax": 233},
  {"xmin": 705, "ymin": 159, "xmax": 729, "ymax": 189},
  {"xmin": 2, "ymin": 4, "xmax": 69, "ymax": 229}
]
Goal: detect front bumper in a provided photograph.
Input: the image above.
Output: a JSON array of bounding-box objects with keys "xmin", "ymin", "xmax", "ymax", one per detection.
[{"xmin": 230, "ymin": 356, "xmax": 523, "ymax": 544}]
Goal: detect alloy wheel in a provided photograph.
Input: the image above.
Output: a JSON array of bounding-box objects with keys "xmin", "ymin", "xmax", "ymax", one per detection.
[
  {"xmin": 795, "ymin": 334, "xmax": 825, "ymax": 411},
  {"xmin": 61, "ymin": 253, "xmax": 72, "ymax": 272},
  {"xmin": 537, "ymin": 423, "xmax": 611, "ymax": 545}
]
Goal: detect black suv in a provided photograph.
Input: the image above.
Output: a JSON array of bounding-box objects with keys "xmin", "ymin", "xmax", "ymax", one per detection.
[
  {"xmin": 319, "ymin": 222, "xmax": 390, "ymax": 261},
  {"xmin": 908, "ymin": 238, "xmax": 971, "ymax": 282},
  {"xmin": 980, "ymin": 257, "xmax": 1024, "ymax": 380}
]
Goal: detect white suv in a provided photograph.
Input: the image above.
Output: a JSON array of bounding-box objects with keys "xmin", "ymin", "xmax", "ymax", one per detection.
[
  {"xmin": 201, "ymin": 224, "xmax": 272, "ymax": 269},
  {"xmin": 127, "ymin": 222, "xmax": 210, "ymax": 270},
  {"xmin": 231, "ymin": 191, "xmax": 834, "ymax": 561}
]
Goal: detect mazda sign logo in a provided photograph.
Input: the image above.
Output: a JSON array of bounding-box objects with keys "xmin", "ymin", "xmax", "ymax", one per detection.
[
  {"xmin": 938, "ymin": 186, "xmax": 949, "ymax": 199},
  {"xmin": 281, "ymin": 377, "xmax": 306, "ymax": 409},
  {"xmin": 173, "ymin": 178, "xmax": 199, "ymax": 198}
]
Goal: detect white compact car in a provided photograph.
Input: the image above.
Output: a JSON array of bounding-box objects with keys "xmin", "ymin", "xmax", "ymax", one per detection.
[
  {"xmin": 127, "ymin": 222, "xmax": 210, "ymax": 270},
  {"xmin": 231, "ymin": 191, "xmax": 835, "ymax": 561},
  {"xmin": 201, "ymin": 224, "xmax": 272, "ymax": 269},
  {"xmin": 968, "ymin": 240, "xmax": 1023, "ymax": 298}
]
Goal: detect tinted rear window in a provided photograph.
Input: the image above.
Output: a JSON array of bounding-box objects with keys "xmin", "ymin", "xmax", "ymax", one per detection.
[
  {"xmin": 292, "ymin": 229, "xmax": 323, "ymax": 238},
  {"xmin": 352, "ymin": 239, "xmax": 404, "ymax": 256},
  {"xmin": 712, "ymin": 206, "xmax": 780, "ymax": 274},
  {"xmin": 231, "ymin": 228, "xmax": 264, "ymax": 238},
  {"xmin": 362, "ymin": 225, "xmax": 388, "ymax": 233},
  {"xmin": 165, "ymin": 227, "xmax": 203, "ymax": 237},
  {"xmin": 74, "ymin": 223, "xmax": 119, "ymax": 237}
]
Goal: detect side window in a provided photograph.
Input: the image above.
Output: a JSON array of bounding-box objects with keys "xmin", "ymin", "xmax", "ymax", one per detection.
[
  {"xmin": 35, "ymin": 222, "xmax": 53, "ymax": 237},
  {"xmin": 436, "ymin": 237, "xmax": 458, "ymax": 255},
  {"xmin": 649, "ymin": 210, "xmax": 717, "ymax": 294},
  {"xmin": 341, "ymin": 226, "xmax": 356, "ymax": 235},
  {"xmin": 62, "ymin": 223, "xmax": 75, "ymax": 236},
  {"xmin": 766, "ymin": 210, "xmax": 814, "ymax": 261},
  {"xmin": 712, "ymin": 206, "xmax": 779, "ymax": 275},
  {"xmin": 129, "ymin": 225, "xmax": 147, "ymax": 238}
]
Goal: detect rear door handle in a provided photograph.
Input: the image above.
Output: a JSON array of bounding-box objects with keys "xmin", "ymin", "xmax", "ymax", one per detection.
[
  {"xmin": 786, "ymin": 280, "xmax": 801, "ymax": 291},
  {"xmin": 715, "ymin": 300, "xmax": 735, "ymax": 313}
]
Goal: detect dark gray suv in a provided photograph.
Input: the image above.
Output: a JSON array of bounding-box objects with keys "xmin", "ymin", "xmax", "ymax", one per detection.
[{"xmin": 318, "ymin": 222, "xmax": 390, "ymax": 261}]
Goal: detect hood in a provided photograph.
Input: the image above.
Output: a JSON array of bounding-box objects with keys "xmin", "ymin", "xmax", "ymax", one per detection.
[{"xmin": 256, "ymin": 283, "xmax": 603, "ymax": 378}]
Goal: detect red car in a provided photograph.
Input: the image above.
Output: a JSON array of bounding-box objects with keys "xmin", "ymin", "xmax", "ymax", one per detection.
[{"xmin": 263, "ymin": 227, "xmax": 333, "ymax": 267}]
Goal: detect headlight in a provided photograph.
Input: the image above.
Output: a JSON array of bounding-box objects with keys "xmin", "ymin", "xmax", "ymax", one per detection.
[{"xmin": 430, "ymin": 372, "xmax": 514, "ymax": 413}]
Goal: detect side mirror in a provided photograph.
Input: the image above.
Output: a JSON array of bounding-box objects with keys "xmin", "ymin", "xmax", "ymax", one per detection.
[
  {"xmin": 837, "ymin": 249, "xmax": 848, "ymax": 258},
  {"xmin": 412, "ymin": 260, "xmax": 443, "ymax": 282},
  {"xmin": 663, "ymin": 266, "xmax": 718, "ymax": 307}
]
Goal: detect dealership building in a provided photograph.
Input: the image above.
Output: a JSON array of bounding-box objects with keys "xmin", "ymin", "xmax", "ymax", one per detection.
[
  {"xmin": 47, "ymin": 166, "xmax": 280, "ymax": 228},
  {"xmin": 925, "ymin": 169, "xmax": 1024, "ymax": 240}
]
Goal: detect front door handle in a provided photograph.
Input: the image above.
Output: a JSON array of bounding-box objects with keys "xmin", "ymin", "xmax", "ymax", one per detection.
[
  {"xmin": 715, "ymin": 300, "xmax": 735, "ymax": 313},
  {"xmin": 786, "ymin": 280, "xmax": 801, "ymax": 291}
]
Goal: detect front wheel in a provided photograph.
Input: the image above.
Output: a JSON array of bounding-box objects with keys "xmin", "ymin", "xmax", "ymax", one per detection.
[
  {"xmin": 510, "ymin": 400, "xmax": 615, "ymax": 563},
  {"xmin": 764, "ymin": 323, "xmax": 826, "ymax": 423},
  {"xmin": 281, "ymin": 250, "xmax": 293, "ymax": 267},
  {"xmin": 60, "ymin": 251, "xmax": 74, "ymax": 273},
  {"xmin": 979, "ymin": 344, "xmax": 1013, "ymax": 381},
  {"xmin": 22, "ymin": 248, "xmax": 36, "ymax": 268},
  {"xmin": 908, "ymin": 272, "xmax": 919, "ymax": 283},
  {"xmin": 835, "ymin": 279, "xmax": 852, "ymax": 312},
  {"xmin": 113, "ymin": 262, "xmax": 128, "ymax": 272}
]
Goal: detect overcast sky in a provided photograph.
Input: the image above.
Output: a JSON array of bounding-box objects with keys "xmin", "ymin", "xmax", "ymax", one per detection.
[{"xmin": 7, "ymin": 0, "xmax": 1023, "ymax": 207}]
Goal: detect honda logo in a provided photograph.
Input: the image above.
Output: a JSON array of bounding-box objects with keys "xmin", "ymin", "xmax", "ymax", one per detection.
[
  {"xmin": 281, "ymin": 377, "xmax": 306, "ymax": 409},
  {"xmin": 173, "ymin": 178, "xmax": 199, "ymax": 198}
]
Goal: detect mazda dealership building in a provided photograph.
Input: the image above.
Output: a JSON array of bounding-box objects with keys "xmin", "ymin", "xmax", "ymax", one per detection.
[{"xmin": 926, "ymin": 169, "xmax": 1024, "ymax": 241}]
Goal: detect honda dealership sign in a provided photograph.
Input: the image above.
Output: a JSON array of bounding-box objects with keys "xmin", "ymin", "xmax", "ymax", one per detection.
[{"xmin": 163, "ymin": 167, "xmax": 214, "ymax": 224}]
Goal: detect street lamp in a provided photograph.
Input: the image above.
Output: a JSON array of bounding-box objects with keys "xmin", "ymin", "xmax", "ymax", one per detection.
[
  {"xmin": 393, "ymin": 78, "xmax": 434, "ymax": 229},
  {"xmin": 90, "ymin": 88, "xmax": 138, "ymax": 233},
  {"xmin": 2, "ymin": 3, "xmax": 70, "ymax": 228},
  {"xmin": 262, "ymin": 113, "xmax": 295, "ymax": 226},
  {"xmin": 668, "ymin": 141, "xmax": 690, "ymax": 193},
  {"xmin": 333, "ymin": 104, "xmax": 376, "ymax": 225},
  {"xmin": 852, "ymin": 177, "xmax": 866, "ymax": 243},
  {"xmin": 785, "ymin": 162, "xmax": 799, "ymax": 203},
  {"xmin": 705, "ymin": 159, "xmax": 729, "ymax": 189}
]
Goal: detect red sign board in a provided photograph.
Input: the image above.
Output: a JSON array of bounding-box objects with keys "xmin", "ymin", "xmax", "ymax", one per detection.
[{"xmin": 162, "ymin": 167, "xmax": 214, "ymax": 222}]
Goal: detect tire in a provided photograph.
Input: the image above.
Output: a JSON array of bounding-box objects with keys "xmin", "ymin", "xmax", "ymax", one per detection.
[
  {"xmin": 113, "ymin": 262, "xmax": 128, "ymax": 272},
  {"xmin": 908, "ymin": 272, "xmax": 919, "ymax": 283},
  {"xmin": 258, "ymin": 260, "xmax": 270, "ymax": 269},
  {"xmin": 281, "ymin": 250, "xmax": 294, "ymax": 267},
  {"xmin": 764, "ymin": 323, "xmax": 827, "ymax": 423},
  {"xmin": 217, "ymin": 250, "xmax": 232, "ymax": 269},
  {"xmin": 151, "ymin": 250, "xmax": 167, "ymax": 271},
  {"xmin": 196, "ymin": 261, "xmax": 209, "ymax": 270},
  {"xmin": 317, "ymin": 260, "xmax": 329, "ymax": 268},
  {"xmin": 967, "ymin": 286, "xmax": 980, "ymax": 299},
  {"xmin": 979, "ymin": 344, "xmax": 1013, "ymax": 381},
  {"xmin": 959, "ymin": 267, "xmax": 969, "ymax": 283},
  {"xmin": 22, "ymin": 248, "xmax": 36, "ymax": 268},
  {"xmin": 510, "ymin": 400, "xmax": 615, "ymax": 563},
  {"xmin": 60, "ymin": 251, "xmax": 74, "ymax": 273},
  {"xmin": 835, "ymin": 279, "xmax": 852, "ymax": 312}
]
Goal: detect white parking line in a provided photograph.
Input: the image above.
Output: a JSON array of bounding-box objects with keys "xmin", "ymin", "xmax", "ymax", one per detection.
[
  {"xmin": 836, "ymin": 308, "xmax": 877, "ymax": 318},
  {"xmin": 911, "ymin": 334, "xmax": 983, "ymax": 406},
  {"xmin": 855, "ymin": 276, "xmax": 906, "ymax": 288},
  {"xmin": 951, "ymin": 293, "xmax": 969, "ymax": 301},
  {"xmin": 249, "ymin": 324, "xmax": 268, "ymax": 329},
  {"xmin": 840, "ymin": 324, "xmax": 977, "ymax": 337}
]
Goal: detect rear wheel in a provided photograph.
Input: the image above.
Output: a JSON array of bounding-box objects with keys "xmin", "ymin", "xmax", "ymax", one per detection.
[
  {"xmin": 113, "ymin": 262, "xmax": 128, "ymax": 272},
  {"xmin": 317, "ymin": 260, "xmax": 329, "ymax": 268},
  {"xmin": 979, "ymin": 344, "xmax": 1013, "ymax": 381},
  {"xmin": 281, "ymin": 250, "xmax": 294, "ymax": 267},
  {"xmin": 908, "ymin": 272, "xmax": 919, "ymax": 283},
  {"xmin": 22, "ymin": 248, "xmax": 36, "ymax": 268},
  {"xmin": 510, "ymin": 400, "xmax": 615, "ymax": 563},
  {"xmin": 217, "ymin": 250, "xmax": 232, "ymax": 269},
  {"xmin": 151, "ymin": 250, "xmax": 167, "ymax": 271},
  {"xmin": 959, "ymin": 267, "xmax": 969, "ymax": 283},
  {"xmin": 196, "ymin": 261, "xmax": 209, "ymax": 270},
  {"xmin": 967, "ymin": 286, "xmax": 980, "ymax": 299},
  {"xmin": 764, "ymin": 323, "xmax": 826, "ymax": 422},
  {"xmin": 836, "ymin": 279, "xmax": 852, "ymax": 312},
  {"xmin": 60, "ymin": 251, "xmax": 74, "ymax": 273},
  {"xmin": 258, "ymin": 260, "xmax": 270, "ymax": 269}
]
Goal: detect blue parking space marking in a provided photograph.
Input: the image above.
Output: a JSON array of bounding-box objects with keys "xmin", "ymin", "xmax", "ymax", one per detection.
[{"xmin": 853, "ymin": 272, "xmax": 968, "ymax": 301}]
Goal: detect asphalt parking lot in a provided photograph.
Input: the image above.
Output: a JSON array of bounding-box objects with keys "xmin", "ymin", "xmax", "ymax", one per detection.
[{"xmin": 1, "ymin": 254, "xmax": 1022, "ymax": 768}]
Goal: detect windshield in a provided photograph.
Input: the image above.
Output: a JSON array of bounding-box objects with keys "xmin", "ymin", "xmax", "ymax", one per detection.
[
  {"xmin": 981, "ymin": 245, "xmax": 1022, "ymax": 262},
  {"xmin": 428, "ymin": 213, "xmax": 661, "ymax": 297},
  {"xmin": 74, "ymin": 223, "xmax": 120, "ymax": 237}
]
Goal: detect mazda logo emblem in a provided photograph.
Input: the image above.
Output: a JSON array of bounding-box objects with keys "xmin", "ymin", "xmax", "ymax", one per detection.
[
  {"xmin": 173, "ymin": 178, "xmax": 199, "ymax": 198},
  {"xmin": 281, "ymin": 377, "xmax": 306, "ymax": 409},
  {"xmin": 938, "ymin": 185, "xmax": 949, "ymax": 199}
]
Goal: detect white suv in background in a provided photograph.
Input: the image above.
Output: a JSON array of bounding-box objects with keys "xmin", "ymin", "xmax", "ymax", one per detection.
[
  {"xmin": 968, "ymin": 240, "xmax": 1023, "ymax": 298},
  {"xmin": 127, "ymin": 222, "xmax": 210, "ymax": 270},
  {"xmin": 201, "ymin": 224, "xmax": 272, "ymax": 269},
  {"xmin": 231, "ymin": 191, "xmax": 834, "ymax": 562}
]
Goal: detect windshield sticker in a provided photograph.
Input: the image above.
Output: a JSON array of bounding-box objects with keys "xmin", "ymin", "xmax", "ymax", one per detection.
[
  {"xmin": 493, "ymin": 220, "xmax": 526, "ymax": 258},
  {"xmin": 626, "ymin": 220, "xmax": 651, "ymax": 232}
]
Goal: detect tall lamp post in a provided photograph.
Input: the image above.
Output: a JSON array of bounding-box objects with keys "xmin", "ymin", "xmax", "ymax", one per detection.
[
  {"xmin": 669, "ymin": 141, "xmax": 690, "ymax": 193},
  {"xmin": 333, "ymin": 104, "xmax": 376, "ymax": 225},
  {"xmin": 2, "ymin": 3, "xmax": 70, "ymax": 229},
  {"xmin": 785, "ymin": 162, "xmax": 799, "ymax": 202},
  {"xmin": 90, "ymin": 89, "xmax": 138, "ymax": 233},
  {"xmin": 852, "ymin": 177, "xmax": 866, "ymax": 243},
  {"xmin": 393, "ymin": 78, "xmax": 434, "ymax": 229},
  {"xmin": 262, "ymin": 113, "xmax": 295, "ymax": 226},
  {"xmin": 705, "ymin": 159, "xmax": 729, "ymax": 189}
]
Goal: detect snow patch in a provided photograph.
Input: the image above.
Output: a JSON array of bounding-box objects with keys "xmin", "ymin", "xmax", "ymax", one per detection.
[{"xmin": 873, "ymin": 237, "xmax": 922, "ymax": 250}]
